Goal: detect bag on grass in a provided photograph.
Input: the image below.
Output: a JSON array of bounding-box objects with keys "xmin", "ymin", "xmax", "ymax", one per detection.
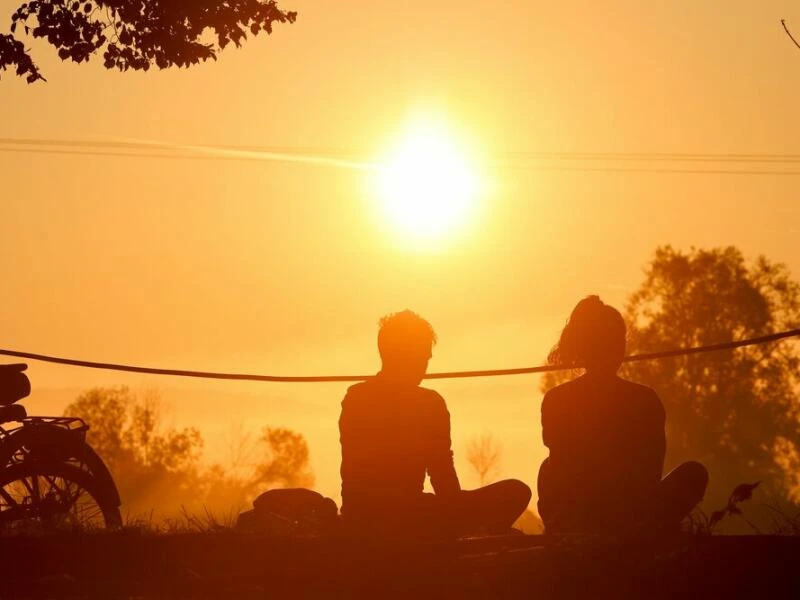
[{"xmin": 237, "ymin": 488, "xmax": 338, "ymax": 536}]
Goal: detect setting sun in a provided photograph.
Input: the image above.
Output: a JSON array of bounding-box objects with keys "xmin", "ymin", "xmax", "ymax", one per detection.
[{"xmin": 375, "ymin": 120, "xmax": 481, "ymax": 243}]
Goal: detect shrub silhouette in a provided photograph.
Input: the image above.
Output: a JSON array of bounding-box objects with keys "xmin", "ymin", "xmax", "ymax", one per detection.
[
  {"xmin": 254, "ymin": 427, "xmax": 314, "ymax": 489},
  {"xmin": 64, "ymin": 387, "xmax": 314, "ymax": 520},
  {"xmin": 466, "ymin": 433, "xmax": 502, "ymax": 486},
  {"xmin": 688, "ymin": 481, "xmax": 761, "ymax": 534}
]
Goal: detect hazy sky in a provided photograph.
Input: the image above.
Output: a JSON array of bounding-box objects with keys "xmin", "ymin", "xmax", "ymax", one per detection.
[{"xmin": 2, "ymin": 0, "xmax": 800, "ymax": 504}]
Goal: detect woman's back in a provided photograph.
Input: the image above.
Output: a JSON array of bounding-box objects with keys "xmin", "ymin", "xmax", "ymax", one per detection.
[
  {"xmin": 537, "ymin": 296, "xmax": 707, "ymax": 533},
  {"xmin": 538, "ymin": 374, "xmax": 666, "ymax": 533}
]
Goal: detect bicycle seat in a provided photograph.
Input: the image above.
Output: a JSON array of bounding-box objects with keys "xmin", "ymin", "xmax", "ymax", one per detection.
[{"xmin": 0, "ymin": 363, "xmax": 30, "ymax": 405}]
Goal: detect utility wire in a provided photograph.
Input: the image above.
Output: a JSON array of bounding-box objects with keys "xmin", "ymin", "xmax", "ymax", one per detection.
[
  {"xmin": 0, "ymin": 328, "xmax": 797, "ymax": 383},
  {"xmin": 5, "ymin": 137, "xmax": 800, "ymax": 162},
  {"xmin": 500, "ymin": 165, "xmax": 800, "ymax": 176},
  {"xmin": 5, "ymin": 138, "xmax": 800, "ymax": 175},
  {"xmin": 0, "ymin": 138, "xmax": 372, "ymax": 170},
  {"xmin": 4, "ymin": 147, "xmax": 800, "ymax": 176}
]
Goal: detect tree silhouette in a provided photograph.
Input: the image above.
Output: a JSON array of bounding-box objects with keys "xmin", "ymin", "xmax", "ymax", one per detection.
[
  {"xmin": 64, "ymin": 387, "xmax": 316, "ymax": 519},
  {"xmin": 1, "ymin": 0, "xmax": 296, "ymax": 83},
  {"xmin": 542, "ymin": 246, "xmax": 800, "ymax": 509},
  {"xmin": 64, "ymin": 387, "xmax": 205, "ymax": 516},
  {"xmin": 466, "ymin": 433, "xmax": 502, "ymax": 486},
  {"xmin": 202, "ymin": 425, "xmax": 315, "ymax": 518},
  {"xmin": 254, "ymin": 427, "xmax": 314, "ymax": 489}
]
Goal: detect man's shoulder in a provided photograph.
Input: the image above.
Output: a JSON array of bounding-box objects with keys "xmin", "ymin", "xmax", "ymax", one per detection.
[
  {"xmin": 342, "ymin": 380, "xmax": 374, "ymax": 408},
  {"xmin": 344, "ymin": 380, "xmax": 446, "ymax": 407},
  {"xmin": 345, "ymin": 380, "xmax": 371, "ymax": 396},
  {"xmin": 347, "ymin": 379, "xmax": 443, "ymax": 395},
  {"xmin": 417, "ymin": 385, "xmax": 447, "ymax": 405}
]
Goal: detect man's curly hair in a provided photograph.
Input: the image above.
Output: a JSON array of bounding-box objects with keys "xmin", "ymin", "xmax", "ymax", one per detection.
[{"xmin": 377, "ymin": 310, "xmax": 437, "ymax": 359}]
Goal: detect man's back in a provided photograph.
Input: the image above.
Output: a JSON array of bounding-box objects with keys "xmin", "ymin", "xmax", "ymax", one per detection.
[{"xmin": 339, "ymin": 376, "xmax": 459, "ymax": 521}]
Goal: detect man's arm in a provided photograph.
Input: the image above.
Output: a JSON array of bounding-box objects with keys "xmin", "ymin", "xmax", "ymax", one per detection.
[
  {"xmin": 426, "ymin": 391, "xmax": 461, "ymax": 497},
  {"xmin": 338, "ymin": 392, "xmax": 352, "ymax": 478},
  {"xmin": 339, "ymin": 389, "xmax": 363, "ymax": 508}
]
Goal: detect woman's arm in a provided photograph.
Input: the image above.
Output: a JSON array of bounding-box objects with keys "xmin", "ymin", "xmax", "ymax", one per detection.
[
  {"xmin": 634, "ymin": 388, "xmax": 667, "ymax": 485},
  {"xmin": 541, "ymin": 390, "xmax": 557, "ymax": 450}
]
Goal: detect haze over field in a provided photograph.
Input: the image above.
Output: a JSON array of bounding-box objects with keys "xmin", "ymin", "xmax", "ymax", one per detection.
[{"xmin": 3, "ymin": 0, "xmax": 800, "ymax": 505}]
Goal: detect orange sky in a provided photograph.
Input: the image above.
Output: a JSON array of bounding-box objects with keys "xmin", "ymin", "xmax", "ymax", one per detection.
[{"xmin": 2, "ymin": 0, "xmax": 800, "ymax": 505}]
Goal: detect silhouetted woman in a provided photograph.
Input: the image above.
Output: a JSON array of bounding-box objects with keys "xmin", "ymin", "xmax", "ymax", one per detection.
[{"xmin": 537, "ymin": 296, "xmax": 708, "ymax": 534}]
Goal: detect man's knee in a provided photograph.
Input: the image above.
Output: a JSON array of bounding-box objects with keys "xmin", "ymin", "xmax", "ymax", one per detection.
[{"xmin": 500, "ymin": 479, "xmax": 532, "ymax": 512}]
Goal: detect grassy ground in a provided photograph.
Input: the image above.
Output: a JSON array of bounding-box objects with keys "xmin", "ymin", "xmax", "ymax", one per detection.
[{"xmin": 0, "ymin": 531, "xmax": 799, "ymax": 598}]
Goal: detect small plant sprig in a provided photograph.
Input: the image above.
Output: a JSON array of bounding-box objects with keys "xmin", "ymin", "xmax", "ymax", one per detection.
[{"xmin": 686, "ymin": 481, "xmax": 761, "ymax": 534}]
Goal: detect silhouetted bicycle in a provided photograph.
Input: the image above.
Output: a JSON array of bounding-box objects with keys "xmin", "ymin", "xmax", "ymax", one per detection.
[{"xmin": 0, "ymin": 363, "xmax": 122, "ymax": 529}]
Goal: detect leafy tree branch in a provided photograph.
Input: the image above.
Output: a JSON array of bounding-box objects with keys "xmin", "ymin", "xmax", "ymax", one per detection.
[{"xmin": 1, "ymin": 0, "xmax": 296, "ymax": 82}]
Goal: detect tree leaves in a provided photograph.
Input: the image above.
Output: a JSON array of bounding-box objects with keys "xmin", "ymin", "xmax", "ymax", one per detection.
[
  {"xmin": 255, "ymin": 427, "xmax": 315, "ymax": 489},
  {"xmin": 1, "ymin": 0, "xmax": 297, "ymax": 82},
  {"xmin": 0, "ymin": 33, "xmax": 45, "ymax": 82},
  {"xmin": 621, "ymin": 247, "xmax": 800, "ymax": 508}
]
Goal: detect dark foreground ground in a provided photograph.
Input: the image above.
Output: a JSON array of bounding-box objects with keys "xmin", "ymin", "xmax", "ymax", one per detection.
[{"xmin": 0, "ymin": 532, "xmax": 798, "ymax": 599}]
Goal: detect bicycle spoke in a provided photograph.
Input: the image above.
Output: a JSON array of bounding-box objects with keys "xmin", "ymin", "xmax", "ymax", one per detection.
[
  {"xmin": 4, "ymin": 480, "xmax": 26, "ymax": 505},
  {"xmin": 74, "ymin": 500, "xmax": 103, "ymax": 523},
  {"xmin": 20, "ymin": 475, "xmax": 42, "ymax": 508},
  {"xmin": 0, "ymin": 487, "xmax": 19, "ymax": 509},
  {"xmin": 46, "ymin": 475, "xmax": 75, "ymax": 505},
  {"xmin": 45, "ymin": 474, "xmax": 104, "ymax": 527},
  {"xmin": 0, "ymin": 444, "xmax": 118, "ymax": 530}
]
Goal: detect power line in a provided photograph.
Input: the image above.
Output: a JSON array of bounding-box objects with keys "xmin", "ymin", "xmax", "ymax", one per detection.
[
  {"xmin": 0, "ymin": 138, "xmax": 372, "ymax": 170},
  {"xmin": 1, "ymin": 328, "xmax": 797, "ymax": 383},
  {"xmin": 0, "ymin": 138, "xmax": 360, "ymax": 157},
  {"xmin": 5, "ymin": 138, "xmax": 800, "ymax": 175},
  {"xmin": 5, "ymin": 137, "xmax": 800, "ymax": 161},
  {"xmin": 0, "ymin": 146, "xmax": 371, "ymax": 170},
  {"xmin": 498, "ymin": 152, "xmax": 800, "ymax": 163},
  {"xmin": 498, "ymin": 164, "xmax": 800, "ymax": 176}
]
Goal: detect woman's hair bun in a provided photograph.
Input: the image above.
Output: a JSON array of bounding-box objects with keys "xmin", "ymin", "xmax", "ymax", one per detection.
[{"xmin": 547, "ymin": 295, "xmax": 626, "ymax": 369}]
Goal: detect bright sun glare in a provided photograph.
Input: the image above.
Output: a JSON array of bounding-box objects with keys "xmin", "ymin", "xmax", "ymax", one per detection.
[{"xmin": 376, "ymin": 121, "xmax": 481, "ymax": 244}]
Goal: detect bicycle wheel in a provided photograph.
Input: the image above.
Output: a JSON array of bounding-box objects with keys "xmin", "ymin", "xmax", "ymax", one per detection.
[{"xmin": 0, "ymin": 461, "xmax": 122, "ymax": 530}]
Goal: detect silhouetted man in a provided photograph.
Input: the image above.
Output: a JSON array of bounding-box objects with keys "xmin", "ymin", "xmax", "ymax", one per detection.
[{"xmin": 339, "ymin": 310, "xmax": 531, "ymax": 536}]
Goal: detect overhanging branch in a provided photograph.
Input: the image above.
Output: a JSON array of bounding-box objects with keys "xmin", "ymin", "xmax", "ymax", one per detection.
[{"xmin": 782, "ymin": 19, "xmax": 800, "ymax": 50}]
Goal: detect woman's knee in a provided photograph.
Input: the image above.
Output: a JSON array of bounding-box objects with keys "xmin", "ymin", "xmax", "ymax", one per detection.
[
  {"xmin": 664, "ymin": 461, "xmax": 709, "ymax": 504},
  {"xmin": 680, "ymin": 461, "xmax": 709, "ymax": 493}
]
